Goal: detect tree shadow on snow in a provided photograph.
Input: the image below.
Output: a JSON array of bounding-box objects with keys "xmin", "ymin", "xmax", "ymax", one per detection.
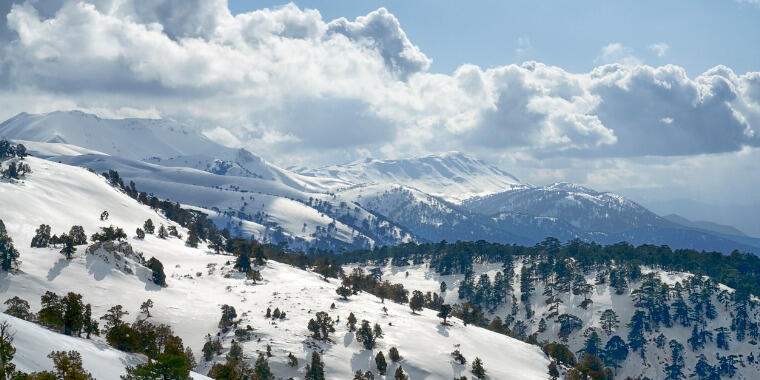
[
  {"xmin": 47, "ymin": 258, "xmax": 70, "ymax": 281},
  {"xmin": 350, "ymin": 349, "xmax": 374, "ymax": 374},
  {"xmin": 343, "ymin": 331, "xmax": 354, "ymax": 347},
  {"xmin": 436, "ymin": 323, "xmax": 450, "ymax": 337}
]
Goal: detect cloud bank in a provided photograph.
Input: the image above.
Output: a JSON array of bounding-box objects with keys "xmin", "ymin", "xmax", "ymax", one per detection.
[{"xmin": 0, "ymin": 0, "xmax": 759, "ymax": 167}]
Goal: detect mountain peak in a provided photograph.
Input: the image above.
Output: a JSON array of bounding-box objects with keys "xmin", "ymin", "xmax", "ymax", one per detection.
[{"xmin": 298, "ymin": 152, "xmax": 523, "ymax": 203}]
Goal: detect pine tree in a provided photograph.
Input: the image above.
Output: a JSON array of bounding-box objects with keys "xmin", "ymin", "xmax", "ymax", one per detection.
[
  {"xmin": 393, "ymin": 366, "xmax": 409, "ymax": 380},
  {"xmin": 664, "ymin": 340, "xmax": 685, "ymax": 380},
  {"xmin": 389, "ymin": 346, "xmax": 401, "ymax": 362},
  {"xmin": 186, "ymin": 229, "xmax": 200, "ymax": 248},
  {"xmin": 48, "ymin": 350, "xmax": 94, "ymax": 379},
  {"xmin": 0, "ymin": 321, "xmax": 16, "ymax": 379},
  {"xmin": 135, "ymin": 228, "xmax": 145, "ymax": 239},
  {"xmin": 557, "ymin": 313, "xmax": 583, "ymax": 340},
  {"xmin": 60, "ymin": 235, "xmax": 76, "ymax": 260},
  {"xmin": 471, "ymin": 357, "xmax": 486, "ymax": 379},
  {"xmin": 627, "ymin": 310, "xmax": 647, "ymax": 355},
  {"xmin": 599, "ymin": 309, "xmax": 619, "ymax": 335},
  {"xmin": 305, "ymin": 351, "xmax": 325, "ymax": 380},
  {"xmin": 603, "ymin": 335, "xmax": 628, "ymax": 369},
  {"xmin": 582, "ymin": 331, "xmax": 602, "ymax": 357},
  {"xmin": 3, "ymin": 296, "xmax": 32, "ymax": 321},
  {"xmin": 68, "ymin": 226, "xmax": 87, "ymax": 245},
  {"xmin": 31, "ymin": 224, "xmax": 52, "ymax": 248},
  {"xmin": 347, "ymin": 312, "xmax": 357, "ymax": 331},
  {"xmin": 83, "ymin": 304, "xmax": 98, "ymax": 339},
  {"xmin": 715, "ymin": 327, "xmax": 730, "ymax": 350},
  {"xmin": 451, "ymin": 348, "xmax": 466, "ymax": 365},
  {"xmin": 61, "ymin": 292, "xmax": 85, "ymax": 336},
  {"xmin": 438, "ymin": 304, "xmax": 452, "ymax": 325},
  {"xmin": 157, "ymin": 224, "xmax": 168, "ymax": 239},
  {"xmin": 219, "ymin": 305, "xmax": 237, "ymax": 330},
  {"xmin": 409, "ymin": 290, "xmax": 424, "ymax": 314},
  {"xmin": 375, "ymin": 351, "xmax": 387, "ymax": 375},
  {"xmin": 287, "ymin": 352, "xmax": 298, "ymax": 367},
  {"xmin": 336, "ymin": 285, "xmax": 352, "ymax": 300},
  {"xmin": 253, "ymin": 245, "xmax": 266, "ymax": 266},
  {"xmin": 253, "ymin": 352, "xmax": 273, "ymax": 380},
  {"xmin": 202, "ymin": 335, "xmax": 215, "ymax": 361},
  {"xmin": 143, "ymin": 219, "xmax": 155, "ymax": 234},
  {"xmin": 235, "ymin": 251, "xmax": 252, "ymax": 272},
  {"xmin": 307, "ymin": 311, "xmax": 335, "ymax": 340},
  {"xmin": 0, "ymin": 232, "xmax": 20, "ymax": 272},
  {"xmin": 690, "ymin": 355, "xmax": 715, "ymax": 380},
  {"xmin": 538, "ymin": 317, "xmax": 547, "ymax": 333},
  {"xmin": 356, "ymin": 320, "xmax": 382, "ymax": 349},
  {"xmin": 146, "ymin": 257, "xmax": 166, "ymax": 286},
  {"xmin": 140, "ymin": 299, "xmax": 154, "ymax": 318}
]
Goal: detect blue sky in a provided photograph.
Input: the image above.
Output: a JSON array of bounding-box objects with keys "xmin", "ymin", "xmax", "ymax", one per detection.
[{"xmin": 231, "ymin": 0, "xmax": 760, "ymax": 76}]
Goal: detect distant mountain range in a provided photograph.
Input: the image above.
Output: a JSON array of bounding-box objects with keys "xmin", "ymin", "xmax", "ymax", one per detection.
[{"xmin": 2, "ymin": 110, "xmax": 759, "ymax": 254}]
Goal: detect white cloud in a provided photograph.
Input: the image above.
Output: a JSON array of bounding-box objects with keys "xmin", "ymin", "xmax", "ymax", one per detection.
[
  {"xmin": 0, "ymin": 0, "xmax": 758, "ymax": 168},
  {"xmin": 649, "ymin": 42, "xmax": 669, "ymax": 58},
  {"xmin": 326, "ymin": 8, "xmax": 431, "ymax": 80}
]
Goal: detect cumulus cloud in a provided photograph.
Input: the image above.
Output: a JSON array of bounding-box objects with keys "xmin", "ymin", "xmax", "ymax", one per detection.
[
  {"xmin": 0, "ymin": 0, "xmax": 758, "ymax": 167},
  {"xmin": 326, "ymin": 8, "xmax": 431, "ymax": 79}
]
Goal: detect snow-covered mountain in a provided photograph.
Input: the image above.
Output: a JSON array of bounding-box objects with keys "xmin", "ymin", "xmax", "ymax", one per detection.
[
  {"xmin": 0, "ymin": 155, "xmax": 549, "ymax": 379},
  {"xmin": 0, "ymin": 111, "xmax": 347, "ymax": 193},
  {"xmin": 462, "ymin": 182, "xmax": 667, "ymax": 234},
  {"xmin": 297, "ymin": 151, "xmax": 525, "ymax": 203},
  {"xmin": 2, "ymin": 110, "xmax": 759, "ymax": 254}
]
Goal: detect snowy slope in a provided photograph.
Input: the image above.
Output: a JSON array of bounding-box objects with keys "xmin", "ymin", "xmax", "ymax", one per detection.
[
  {"xmin": 0, "ymin": 111, "xmax": 346, "ymax": 193},
  {"xmin": 350, "ymin": 260, "xmax": 760, "ymax": 380},
  {"xmin": 0, "ymin": 314, "xmax": 211, "ymax": 379},
  {"xmin": 298, "ymin": 151, "xmax": 525, "ymax": 203},
  {"xmin": 0, "ymin": 156, "xmax": 549, "ymax": 379},
  {"xmin": 41, "ymin": 152, "xmax": 412, "ymax": 250}
]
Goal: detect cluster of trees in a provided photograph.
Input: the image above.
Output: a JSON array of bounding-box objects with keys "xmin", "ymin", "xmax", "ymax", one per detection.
[
  {"xmin": 97, "ymin": 303, "xmax": 195, "ymax": 377},
  {"xmin": 0, "ymin": 220, "xmax": 20, "ymax": 272},
  {"xmin": 90, "ymin": 225, "xmax": 127, "ymax": 243},
  {"xmin": 4, "ymin": 292, "xmax": 99, "ymax": 338},
  {"xmin": 0, "ymin": 140, "xmax": 26, "ymax": 160},
  {"xmin": 338, "ymin": 238, "xmax": 760, "ymax": 297},
  {"xmin": 31, "ymin": 224, "xmax": 88, "ymax": 259},
  {"xmin": 335, "ymin": 267, "xmax": 410, "ymax": 305},
  {"xmin": 0, "ymin": 140, "xmax": 30, "ymax": 180}
]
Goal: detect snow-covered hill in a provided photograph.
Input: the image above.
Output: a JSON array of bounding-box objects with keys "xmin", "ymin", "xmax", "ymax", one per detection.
[
  {"xmin": 348, "ymin": 258, "xmax": 760, "ymax": 380},
  {"xmin": 0, "ymin": 155, "xmax": 550, "ymax": 379},
  {"xmin": 297, "ymin": 151, "xmax": 525, "ymax": 203}
]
